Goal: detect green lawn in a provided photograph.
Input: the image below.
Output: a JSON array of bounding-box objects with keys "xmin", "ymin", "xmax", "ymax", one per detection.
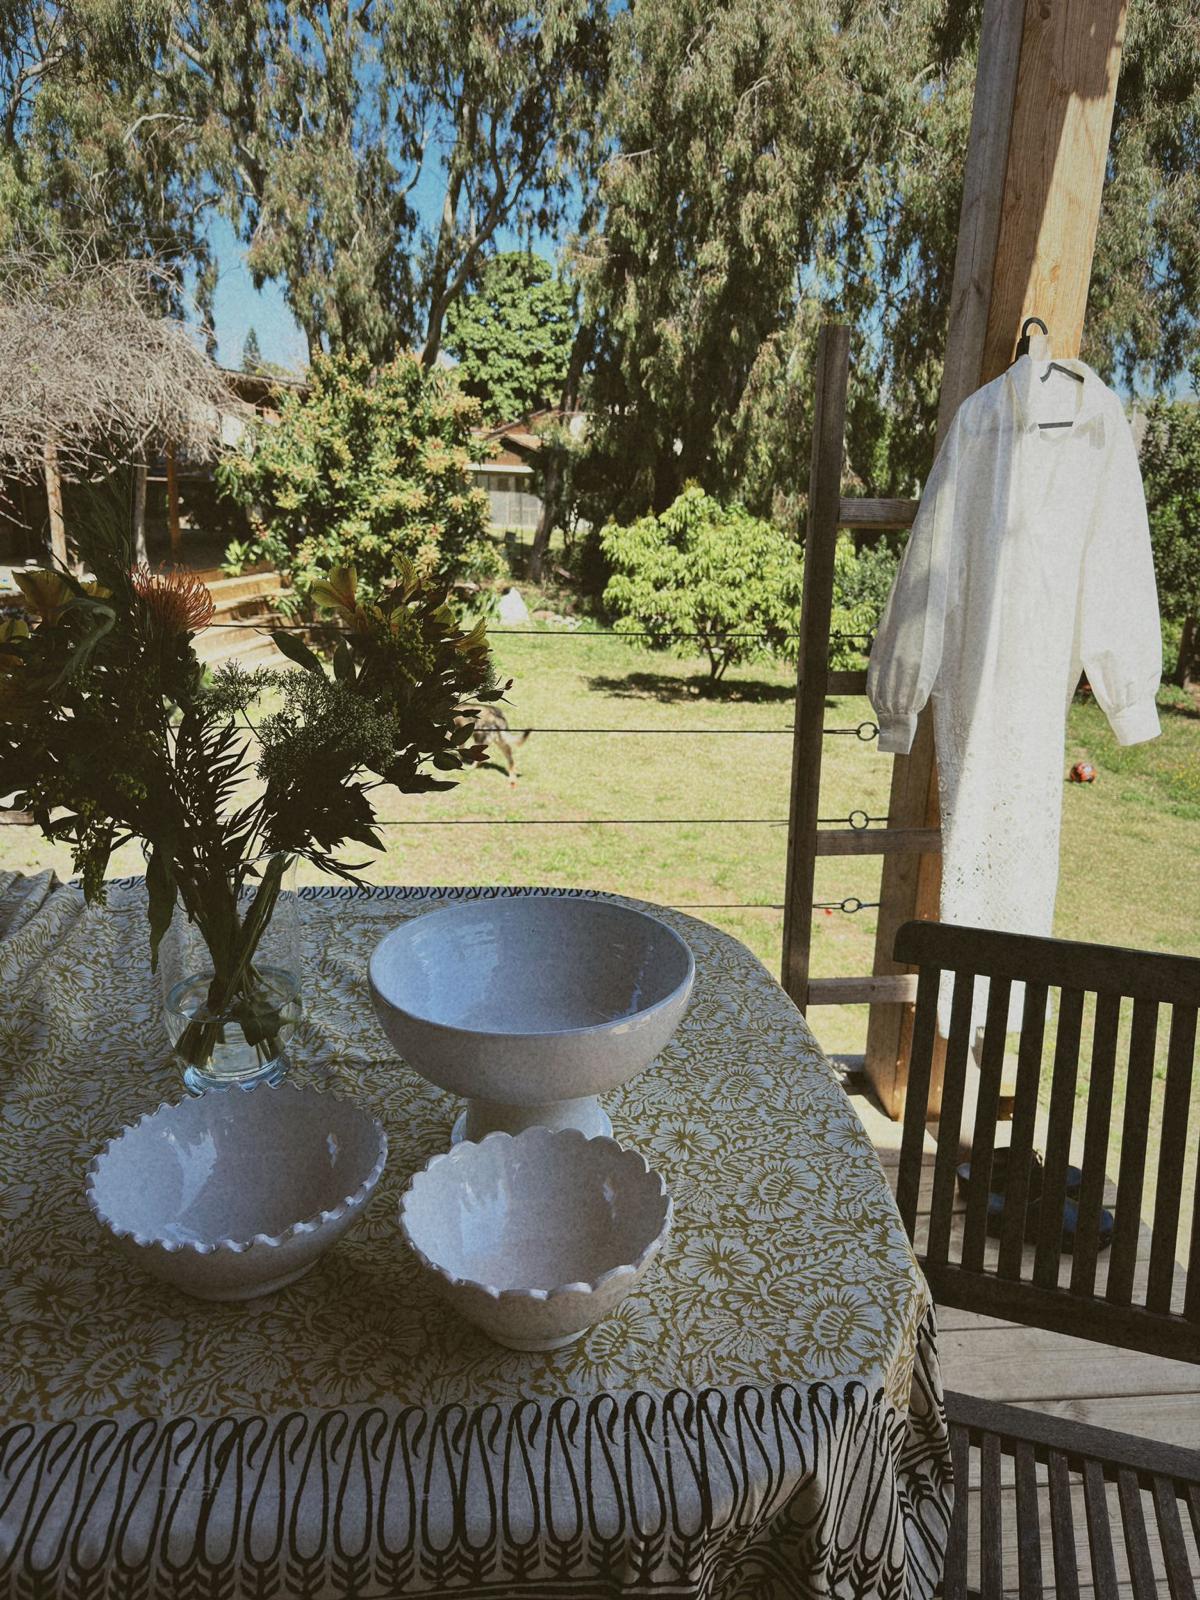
[{"xmin": 5, "ymin": 624, "xmax": 1197, "ymax": 1065}]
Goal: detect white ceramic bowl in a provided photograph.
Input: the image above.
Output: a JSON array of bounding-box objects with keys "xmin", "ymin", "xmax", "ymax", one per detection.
[
  {"xmin": 399, "ymin": 1127, "xmax": 672, "ymax": 1351},
  {"xmin": 86, "ymin": 1084, "xmax": 387, "ymax": 1301},
  {"xmin": 369, "ymin": 898, "xmax": 695, "ymax": 1143}
]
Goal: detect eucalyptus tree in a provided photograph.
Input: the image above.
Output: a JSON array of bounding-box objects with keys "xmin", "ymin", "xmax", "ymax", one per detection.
[
  {"xmin": 163, "ymin": 0, "xmax": 610, "ymax": 365},
  {"xmin": 571, "ymin": 0, "xmax": 1200, "ymax": 525}
]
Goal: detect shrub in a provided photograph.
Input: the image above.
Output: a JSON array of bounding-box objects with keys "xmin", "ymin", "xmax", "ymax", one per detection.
[
  {"xmin": 600, "ymin": 485, "xmax": 898, "ymax": 682},
  {"xmin": 216, "ymin": 351, "xmax": 491, "ymax": 611},
  {"xmin": 1140, "ymin": 398, "xmax": 1200, "ymax": 686},
  {"xmin": 600, "ymin": 486, "xmax": 804, "ymax": 682}
]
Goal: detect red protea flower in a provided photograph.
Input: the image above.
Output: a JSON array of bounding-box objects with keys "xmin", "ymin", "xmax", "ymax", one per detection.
[{"xmin": 130, "ymin": 566, "xmax": 215, "ymax": 634}]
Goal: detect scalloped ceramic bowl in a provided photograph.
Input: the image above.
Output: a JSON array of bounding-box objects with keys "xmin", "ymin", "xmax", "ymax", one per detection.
[
  {"xmin": 369, "ymin": 897, "xmax": 695, "ymax": 1144},
  {"xmin": 86, "ymin": 1084, "xmax": 388, "ymax": 1301},
  {"xmin": 399, "ymin": 1126, "xmax": 672, "ymax": 1351}
]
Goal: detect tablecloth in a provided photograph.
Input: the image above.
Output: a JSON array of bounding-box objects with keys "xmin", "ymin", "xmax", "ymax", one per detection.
[{"xmin": 0, "ymin": 873, "xmax": 952, "ymax": 1598}]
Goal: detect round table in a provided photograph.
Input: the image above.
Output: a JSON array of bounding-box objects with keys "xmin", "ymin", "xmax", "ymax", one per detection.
[{"xmin": 0, "ymin": 874, "xmax": 952, "ymax": 1598}]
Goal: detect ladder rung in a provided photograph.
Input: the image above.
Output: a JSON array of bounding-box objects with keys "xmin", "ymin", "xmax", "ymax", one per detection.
[
  {"xmin": 838, "ymin": 496, "xmax": 919, "ymax": 530},
  {"xmin": 807, "ymin": 974, "xmax": 920, "ymax": 1005},
  {"xmin": 827, "ymin": 669, "xmax": 868, "ymax": 693},
  {"xmin": 814, "ymin": 826, "xmax": 942, "ymax": 857}
]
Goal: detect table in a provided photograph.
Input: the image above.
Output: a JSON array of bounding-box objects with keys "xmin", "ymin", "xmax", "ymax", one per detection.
[{"xmin": 0, "ymin": 875, "xmax": 952, "ymax": 1598}]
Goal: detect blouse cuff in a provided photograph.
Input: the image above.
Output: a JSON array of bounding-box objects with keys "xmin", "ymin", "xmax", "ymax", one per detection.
[
  {"xmin": 875, "ymin": 712, "xmax": 917, "ymax": 755},
  {"xmin": 1107, "ymin": 699, "xmax": 1160, "ymax": 747}
]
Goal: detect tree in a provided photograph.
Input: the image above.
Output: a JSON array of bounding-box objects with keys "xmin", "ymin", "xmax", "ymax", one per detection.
[
  {"xmin": 1140, "ymin": 399, "xmax": 1200, "ymax": 688},
  {"xmin": 600, "ymin": 486, "xmax": 804, "ymax": 683},
  {"xmin": 160, "ymin": 0, "xmax": 611, "ymax": 366},
  {"xmin": 241, "ymin": 326, "xmax": 262, "ymax": 373},
  {"xmin": 1, "ymin": 3, "xmax": 218, "ymax": 317},
  {"xmin": 444, "ymin": 252, "xmax": 574, "ymax": 423},
  {"xmin": 572, "ymin": 0, "xmax": 1200, "ymax": 526},
  {"xmin": 216, "ymin": 350, "xmax": 490, "ymax": 607},
  {"xmin": 3, "ymin": 3, "xmax": 610, "ymax": 365}
]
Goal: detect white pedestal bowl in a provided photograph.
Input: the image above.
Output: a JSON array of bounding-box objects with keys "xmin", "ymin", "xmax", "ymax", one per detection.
[{"xmin": 369, "ymin": 898, "xmax": 695, "ymax": 1143}]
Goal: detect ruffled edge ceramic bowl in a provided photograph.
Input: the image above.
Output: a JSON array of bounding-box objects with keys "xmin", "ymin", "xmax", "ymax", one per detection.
[
  {"xmin": 86, "ymin": 1083, "xmax": 388, "ymax": 1301},
  {"xmin": 369, "ymin": 897, "xmax": 695, "ymax": 1143},
  {"xmin": 398, "ymin": 1125, "xmax": 672, "ymax": 1351}
]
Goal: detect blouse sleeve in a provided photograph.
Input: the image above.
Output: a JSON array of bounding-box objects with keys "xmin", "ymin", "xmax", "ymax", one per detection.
[
  {"xmin": 867, "ymin": 411, "xmax": 962, "ymax": 755},
  {"xmin": 1078, "ymin": 407, "xmax": 1162, "ymax": 746}
]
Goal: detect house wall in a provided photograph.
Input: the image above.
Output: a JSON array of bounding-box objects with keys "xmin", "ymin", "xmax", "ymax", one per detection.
[{"xmin": 473, "ymin": 470, "xmax": 542, "ymax": 531}]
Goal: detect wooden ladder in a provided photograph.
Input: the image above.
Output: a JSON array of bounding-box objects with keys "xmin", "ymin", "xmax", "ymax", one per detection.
[{"xmin": 781, "ymin": 324, "xmax": 941, "ymax": 1059}]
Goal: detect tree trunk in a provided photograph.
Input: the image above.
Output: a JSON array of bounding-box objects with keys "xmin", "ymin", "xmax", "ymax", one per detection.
[
  {"xmin": 528, "ymin": 323, "xmax": 591, "ymax": 582},
  {"xmin": 42, "ymin": 437, "xmax": 67, "ymax": 569},
  {"xmin": 132, "ymin": 464, "xmax": 149, "ymax": 565},
  {"xmin": 166, "ymin": 442, "xmax": 183, "ymax": 563},
  {"xmin": 1175, "ymin": 614, "xmax": 1198, "ymax": 688}
]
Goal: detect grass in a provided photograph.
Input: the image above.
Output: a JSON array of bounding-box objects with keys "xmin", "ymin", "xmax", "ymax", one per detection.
[
  {"xmin": 4, "ymin": 620, "xmax": 1196, "ymax": 1248},
  {"xmin": 4, "ymin": 624, "xmax": 1197, "ymax": 1053}
]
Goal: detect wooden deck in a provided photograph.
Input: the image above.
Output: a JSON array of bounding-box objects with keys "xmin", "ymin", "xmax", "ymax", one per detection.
[{"xmin": 847, "ymin": 1074, "xmax": 1200, "ymax": 1597}]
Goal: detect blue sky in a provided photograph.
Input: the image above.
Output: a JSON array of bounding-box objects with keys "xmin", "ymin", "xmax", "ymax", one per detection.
[
  {"xmin": 204, "ymin": 160, "xmax": 551, "ymax": 373},
  {"xmin": 206, "ymin": 215, "xmax": 308, "ymax": 371}
]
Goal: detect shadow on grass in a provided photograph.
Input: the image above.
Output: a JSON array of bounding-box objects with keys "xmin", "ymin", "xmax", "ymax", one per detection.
[{"xmin": 586, "ymin": 671, "xmax": 797, "ymax": 704}]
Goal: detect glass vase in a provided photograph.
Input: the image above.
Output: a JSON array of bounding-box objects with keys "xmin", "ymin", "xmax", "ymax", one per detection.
[{"xmin": 160, "ymin": 855, "xmax": 304, "ymax": 1095}]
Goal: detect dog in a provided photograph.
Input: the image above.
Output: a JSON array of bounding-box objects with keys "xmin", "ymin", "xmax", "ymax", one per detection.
[{"xmin": 465, "ymin": 706, "xmax": 530, "ymax": 785}]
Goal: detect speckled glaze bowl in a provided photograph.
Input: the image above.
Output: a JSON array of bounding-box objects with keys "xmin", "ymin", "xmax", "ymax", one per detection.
[
  {"xmin": 86, "ymin": 1084, "xmax": 387, "ymax": 1301},
  {"xmin": 369, "ymin": 897, "xmax": 695, "ymax": 1144},
  {"xmin": 399, "ymin": 1126, "xmax": 673, "ymax": 1351}
]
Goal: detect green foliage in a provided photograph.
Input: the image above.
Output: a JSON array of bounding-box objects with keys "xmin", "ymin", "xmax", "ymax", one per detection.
[
  {"xmin": 0, "ymin": 503, "xmax": 498, "ymax": 1023},
  {"xmin": 600, "ymin": 487, "xmax": 895, "ymax": 683},
  {"xmin": 241, "ymin": 327, "xmax": 263, "ymax": 373},
  {"xmin": 1140, "ymin": 400, "xmax": 1200, "ymax": 624},
  {"xmin": 572, "ymin": 0, "xmax": 1200, "ymax": 525},
  {"xmin": 216, "ymin": 351, "xmax": 490, "ymax": 608},
  {"xmin": 444, "ymin": 252, "xmax": 575, "ymax": 422},
  {"xmin": 1140, "ymin": 397, "xmax": 1200, "ymax": 684},
  {"xmin": 600, "ymin": 486, "xmax": 803, "ymax": 682}
]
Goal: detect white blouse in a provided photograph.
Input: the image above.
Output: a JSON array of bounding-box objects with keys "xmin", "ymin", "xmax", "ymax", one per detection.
[{"xmin": 867, "ymin": 355, "xmax": 1161, "ymax": 1008}]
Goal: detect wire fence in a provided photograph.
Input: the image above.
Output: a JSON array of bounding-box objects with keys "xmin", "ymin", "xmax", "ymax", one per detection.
[{"xmin": 3, "ymin": 617, "xmax": 886, "ymax": 922}]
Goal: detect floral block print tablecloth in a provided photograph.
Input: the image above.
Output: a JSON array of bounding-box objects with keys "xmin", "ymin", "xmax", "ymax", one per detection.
[{"xmin": 0, "ymin": 873, "xmax": 952, "ymax": 1599}]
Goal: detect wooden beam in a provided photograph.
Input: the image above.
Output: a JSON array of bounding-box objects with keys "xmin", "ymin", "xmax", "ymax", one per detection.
[
  {"xmin": 809, "ymin": 975, "xmax": 920, "ymax": 1006},
  {"xmin": 837, "ymin": 497, "xmax": 918, "ymax": 530},
  {"xmin": 42, "ymin": 437, "xmax": 67, "ymax": 569},
  {"xmin": 131, "ymin": 463, "xmax": 149, "ymax": 566},
  {"xmin": 166, "ymin": 442, "xmax": 183, "ymax": 562},
  {"xmin": 827, "ymin": 669, "xmax": 867, "ymax": 694},
  {"xmin": 782, "ymin": 326, "xmax": 850, "ymax": 1008},
  {"xmin": 982, "ymin": 0, "xmax": 1128, "ymax": 377},
  {"xmin": 815, "ymin": 827, "xmax": 942, "ymax": 857},
  {"xmin": 864, "ymin": 0, "xmax": 1128, "ymax": 1119}
]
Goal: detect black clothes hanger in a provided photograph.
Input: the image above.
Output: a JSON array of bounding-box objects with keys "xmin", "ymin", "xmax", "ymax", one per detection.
[{"xmin": 1015, "ymin": 316, "xmax": 1084, "ymax": 429}]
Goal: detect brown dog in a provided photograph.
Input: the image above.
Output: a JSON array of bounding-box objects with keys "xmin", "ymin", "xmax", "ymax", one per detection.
[{"xmin": 466, "ymin": 706, "xmax": 530, "ymax": 785}]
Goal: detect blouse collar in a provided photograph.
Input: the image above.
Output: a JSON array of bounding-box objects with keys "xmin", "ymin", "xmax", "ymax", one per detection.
[{"xmin": 1007, "ymin": 353, "xmax": 1105, "ymax": 434}]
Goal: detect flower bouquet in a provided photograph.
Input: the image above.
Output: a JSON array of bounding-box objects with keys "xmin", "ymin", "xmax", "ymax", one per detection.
[{"xmin": 0, "ymin": 513, "xmax": 499, "ymax": 1089}]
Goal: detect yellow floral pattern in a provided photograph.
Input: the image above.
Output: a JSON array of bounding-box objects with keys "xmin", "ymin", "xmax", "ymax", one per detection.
[
  {"xmin": 0, "ymin": 873, "xmax": 951, "ymax": 1598},
  {"xmin": 0, "ymin": 872, "xmax": 937, "ymax": 1418}
]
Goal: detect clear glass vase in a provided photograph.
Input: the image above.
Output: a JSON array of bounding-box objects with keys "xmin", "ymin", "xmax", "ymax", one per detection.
[{"xmin": 160, "ymin": 856, "xmax": 304, "ymax": 1094}]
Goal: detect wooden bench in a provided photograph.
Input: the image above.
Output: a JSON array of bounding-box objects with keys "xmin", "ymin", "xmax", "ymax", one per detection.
[{"xmin": 892, "ymin": 920, "xmax": 1200, "ymax": 1598}]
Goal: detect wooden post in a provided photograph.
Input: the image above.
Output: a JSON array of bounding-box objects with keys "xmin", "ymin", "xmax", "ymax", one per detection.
[
  {"xmin": 166, "ymin": 442, "xmax": 183, "ymax": 562},
  {"xmin": 42, "ymin": 437, "xmax": 67, "ymax": 569},
  {"xmin": 132, "ymin": 463, "xmax": 149, "ymax": 566},
  {"xmin": 782, "ymin": 325, "xmax": 850, "ymax": 1006},
  {"xmin": 864, "ymin": 0, "xmax": 1129, "ymax": 1118}
]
